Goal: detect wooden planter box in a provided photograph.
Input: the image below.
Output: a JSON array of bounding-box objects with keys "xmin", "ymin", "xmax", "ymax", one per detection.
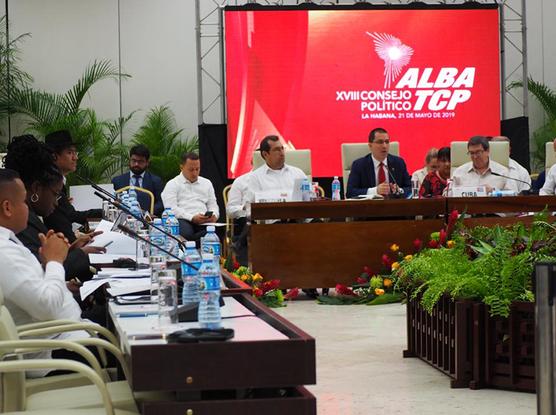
[
  {"xmin": 405, "ymin": 295, "xmax": 536, "ymax": 392},
  {"xmin": 403, "ymin": 295, "xmax": 474, "ymax": 388}
]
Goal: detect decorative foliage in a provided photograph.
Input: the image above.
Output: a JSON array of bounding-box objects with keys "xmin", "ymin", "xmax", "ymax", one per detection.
[
  {"xmin": 397, "ymin": 211, "xmax": 556, "ymax": 317},
  {"xmin": 131, "ymin": 106, "xmax": 198, "ymax": 183},
  {"xmin": 230, "ymin": 265, "xmax": 298, "ymax": 308}
]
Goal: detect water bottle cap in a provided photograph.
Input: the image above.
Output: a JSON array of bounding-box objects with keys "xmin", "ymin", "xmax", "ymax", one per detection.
[
  {"xmin": 203, "ymin": 253, "xmax": 214, "ymax": 261},
  {"xmin": 185, "ymin": 241, "xmax": 196, "ymax": 248},
  {"xmin": 334, "ymin": 176, "xmax": 338, "ymax": 179},
  {"xmin": 207, "ymin": 225, "xmax": 215, "ymax": 232},
  {"xmin": 153, "ymin": 218, "xmax": 162, "ymax": 224}
]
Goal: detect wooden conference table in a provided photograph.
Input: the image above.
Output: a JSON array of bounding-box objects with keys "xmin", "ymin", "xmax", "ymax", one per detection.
[
  {"xmin": 249, "ymin": 195, "xmax": 556, "ymax": 288},
  {"xmin": 109, "ymin": 292, "xmax": 316, "ymax": 414}
]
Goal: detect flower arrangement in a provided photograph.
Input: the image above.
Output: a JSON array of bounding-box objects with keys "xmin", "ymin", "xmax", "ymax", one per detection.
[
  {"xmin": 230, "ymin": 265, "xmax": 299, "ymax": 308},
  {"xmin": 395, "ymin": 210, "xmax": 556, "ymax": 317}
]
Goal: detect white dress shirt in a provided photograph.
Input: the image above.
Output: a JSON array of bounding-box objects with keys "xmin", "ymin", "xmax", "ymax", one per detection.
[
  {"xmin": 129, "ymin": 171, "xmax": 145, "ymax": 188},
  {"xmin": 247, "ymin": 163, "xmax": 307, "ymax": 201},
  {"xmin": 226, "ymin": 172, "xmax": 251, "ymax": 219},
  {"xmin": 452, "ymin": 159, "xmax": 511, "ymax": 191},
  {"xmin": 505, "ymin": 158, "xmax": 531, "ymax": 193},
  {"xmin": 366, "ymin": 155, "xmax": 390, "ymax": 196},
  {"xmin": 161, "ymin": 174, "xmax": 219, "ymax": 221},
  {"xmin": 540, "ymin": 164, "xmax": 556, "ymax": 195},
  {"xmin": 0, "ymin": 226, "xmax": 83, "ymax": 373}
]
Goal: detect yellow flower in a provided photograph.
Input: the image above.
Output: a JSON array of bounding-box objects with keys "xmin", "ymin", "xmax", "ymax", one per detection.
[
  {"xmin": 447, "ymin": 240, "xmax": 456, "ymax": 248},
  {"xmin": 240, "ymin": 275, "xmax": 249, "ymax": 282},
  {"xmin": 383, "ymin": 278, "xmax": 393, "ymax": 288},
  {"xmin": 375, "ymin": 288, "xmax": 385, "ymax": 296},
  {"xmin": 391, "ymin": 262, "xmax": 400, "ymax": 271},
  {"xmin": 253, "ymin": 273, "xmax": 263, "ymax": 282},
  {"xmin": 404, "ymin": 254, "xmax": 413, "ymax": 261},
  {"xmin": 390, "ymin": 244, "xmax": 400, "ymax": 252}
]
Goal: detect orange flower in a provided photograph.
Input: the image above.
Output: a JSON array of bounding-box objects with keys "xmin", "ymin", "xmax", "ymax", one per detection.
[
  {"xmin": 404, "ymin": 255, "xmax": 413, "ymax": 261},
  {"xmin": 390, "ymin": 244, "xmax": 400, "ymax": 252},
  {"xmin": 383, "ymin": 278, "xmax": 393, "ymax": 288},
  {"xmin": 375, "ymin": 288, "xmax": 385, "ymax": 296},
  {"xmin": 391, "ymin": 262, "xmax": 400, "ymax": 271},
  {"xmin": 240, "ymin": 275, "xmax": 249, "ymax": 282},
  {"xmin": 447, "ymin": 240, "xmax": 456, "ymax": 248},
  {"xmin": 253, "ymin": 273, "xmax": 263, "ymax": 282}
]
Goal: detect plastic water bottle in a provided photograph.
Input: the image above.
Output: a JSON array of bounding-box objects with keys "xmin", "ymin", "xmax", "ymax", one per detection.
[
  {"xmin": 301, "ymin": 178, "xmax": 311, "ymax": 202},
  {"xmin": 201, "ymin": 226, "xmax": 221, "ymax": 266},
  {"xmin": 161, "ymin": 208, "xmax": 171, "ymax": 227},
  {"xmin": 130, "ymin": 200, "xmax": 142, "ymax": 219},
  {"xmin": 165, "ymin": 211, "xmax": 180, "ymax": 257},
  {"xmin": 331, "ymin": 176, "xmax": 341, "ymax": 200},
  {"xmin": 128, "ymin": 187, "xmax": 137, "ymax": 203},
  {"xmin": 150, "ymin": 218, "xmax": 167, "ymax": 258},
  {"xmin": 181, "ymin": 241, "xmax": 202, "ymax": 305},
  {"xmin": 198, "ymin": 253, "xmax": 221, "ymax": 329}
]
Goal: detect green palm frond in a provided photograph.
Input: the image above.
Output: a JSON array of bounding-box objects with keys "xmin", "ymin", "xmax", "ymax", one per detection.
[
  {"xmin": 7, "ymin": 88, "xmax": 67, "ymax": 129},
  {"xmin": 62, "ymin": 60, "xmax": 129, "ymax": 114}
]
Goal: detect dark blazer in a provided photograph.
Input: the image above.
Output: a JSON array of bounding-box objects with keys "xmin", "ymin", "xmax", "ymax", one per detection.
[
  {"xmin": 18, "ymin": 209, "xmax": 93, "ymax": 282},
  {"xmin": 44, "ymin": 185, "xmax": 102, "ymax": 243},
  {"xmin": 112, "ymin": 171, "xmax": 164, "ymax": 216},
  {"xmin": 346, "ymin": 153, "xmax": 412, "ymax": 198}
]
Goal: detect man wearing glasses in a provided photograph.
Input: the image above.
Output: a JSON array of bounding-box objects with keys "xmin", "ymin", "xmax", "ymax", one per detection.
[
  {"xmin": 43, "ymin": 130, "xmax": 103, "ymax": 243},
  {"xmin": 452, "ymin": 135, "xmax": 511, "ymax": 193},
  {"xmin": 346, "ymin": 127, "xmax": 411, "ymax": 198}
]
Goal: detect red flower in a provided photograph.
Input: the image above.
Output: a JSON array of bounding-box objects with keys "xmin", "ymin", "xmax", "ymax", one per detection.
[
  {"xmin": 428, "ymin": 239, "xmax": 439, "ymax": 249},
  {"xmin": 284, "ymin": 287, "xmax": 300, "ymax": 300},
  {"xmin": 381, "ymin": 254, "xmax": 392, "ymax": 267},
  {"xmin": 439, "ymin": 229, "xmax": 447, "ymax": 245},
  {"xmin": 356, "ymin": 277, "xmax": 368, "ymax": 285},
  {"xmin": 262, "ymin": 279, "xmax": 280, "ymax": 293},
  {"xmin": 233, "ymin": 260, "xmax": 240, "ymax": 270},
  {"xmin": 413, "ymin": 238, "xmax": 423, "ymax": 252},
  {"xmin": 335, "ymin": 284, "xmax": 356, "ymax": 296},
  {"xmin": 448, "ymin": 210, "xmax": 459, "ymax": 228},
  {"xmin": 253, "ymin": 288, "xmax": 263, "ymax": 298}
]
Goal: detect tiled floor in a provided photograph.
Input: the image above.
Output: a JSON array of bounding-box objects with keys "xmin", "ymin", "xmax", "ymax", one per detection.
[{"xmin": 275, "ymin": 300, "xmax": 536, "ymax": 415}]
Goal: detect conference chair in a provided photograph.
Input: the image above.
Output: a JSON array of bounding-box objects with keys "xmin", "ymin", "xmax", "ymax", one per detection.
[
  {"xmin": 450, "ymin": 141, "xmax": 509, "ymax": 175},
  {"xmin": 341, "ymin": 142, "xmax": 399, "ymax": 195},
  {"xmin": 545, "ymin": 141, "xmax": 556, "ymax": 174},
  {"xmin": 222, "ymin": 184, "xmax": 233, "ymax": 258},
  {"xmin": 252, "ymin": 149, "xmax": 312, "ymax": 181},
  {"xmin": 114, "ymin": 185, "xmax": 155, "ymax": 215}
]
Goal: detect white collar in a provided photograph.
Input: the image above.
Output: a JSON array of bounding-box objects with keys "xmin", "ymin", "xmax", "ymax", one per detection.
[
  {"xmin": 371, "ymin": 154, "xmax": 388, "ymax": 168},
  {"xmin": 130, "ymin": 171, "xmax": 146, "ymax": 179}
]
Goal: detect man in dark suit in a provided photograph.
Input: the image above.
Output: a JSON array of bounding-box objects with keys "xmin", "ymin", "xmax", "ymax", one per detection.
[
  {"xmin": 44, "ymin": 130, "xmax": 103, "ymax": 243},
  {"xmin": 346, "ymin": 127, "xmax": 411, "ymax": 198},
  {"xmin": 112, "ymin": 144, "xmax": 164, "ymax": 216}
]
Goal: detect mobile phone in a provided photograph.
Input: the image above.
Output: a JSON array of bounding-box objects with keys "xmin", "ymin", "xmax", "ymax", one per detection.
[{"xmin": 204, "ymin": 211, "xmax": 213, "ymax": 217}]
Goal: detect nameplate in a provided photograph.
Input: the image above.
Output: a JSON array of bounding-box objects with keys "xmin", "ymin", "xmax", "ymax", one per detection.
[
  {"xmin": 451, "ymin": 186, "xmax": 487, "ymax": 197},
  {"xmin": 254, "ymin": 190, "xmax": 290, "ymax": 203}
]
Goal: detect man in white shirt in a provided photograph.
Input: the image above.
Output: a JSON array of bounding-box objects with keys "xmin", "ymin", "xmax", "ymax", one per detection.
[
  {"xmin": 0, "ymin": 168, "xmax": 83, "ymax": 373},
  {"xmin": 490, "ymin": 136, "xmax": 531, "ymax": 193},
  {"xmin": 248, "ymin": 135, "xmax": 308, "ymax": 201},
  {"xmin": 161, "ymin": 152, "xmax": 219, "ymax": 243},
  {"xmin": 452, "ymin": 136, "xmax": 512, "ymax": 193}
]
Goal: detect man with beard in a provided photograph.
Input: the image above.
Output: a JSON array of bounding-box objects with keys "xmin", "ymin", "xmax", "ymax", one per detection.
[{"xmin": 112, "ymin": 144, "xmax": 164, "ymax": 216}]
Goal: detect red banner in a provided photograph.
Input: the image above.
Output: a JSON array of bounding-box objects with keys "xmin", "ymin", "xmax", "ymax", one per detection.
[{"xmin": 225, "ymin": 7, "xmax": 500, "ymax": 178}]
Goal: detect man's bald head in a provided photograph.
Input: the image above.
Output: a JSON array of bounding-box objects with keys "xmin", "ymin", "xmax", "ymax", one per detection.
[{"xmin": 0, "ymin": 169, "xmax": 29, "ymax": 234}]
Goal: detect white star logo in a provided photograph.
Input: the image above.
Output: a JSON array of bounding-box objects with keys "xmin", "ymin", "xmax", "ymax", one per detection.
[{"xmin": 367, "ymin": 32, "xmax": 414, "ymax": 89}]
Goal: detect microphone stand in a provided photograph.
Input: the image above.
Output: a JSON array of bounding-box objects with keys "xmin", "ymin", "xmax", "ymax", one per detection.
[
  {"xmin": 75, "ymin": 173, "xmax": 119, "ymax": 201},
  {"xmin": 490, "ymin": 171, "xmax": 535, "ymax": 195},
  {"xmin": 94, "ymin": 191, "xmax": 186, "ymax": 251},
  {"xmin": 385, "ymin": 164, "xmax": 405, "ymax": 198}
]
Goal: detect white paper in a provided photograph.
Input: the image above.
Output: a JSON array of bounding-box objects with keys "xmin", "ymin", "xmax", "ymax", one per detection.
[
  {"xmin": 69, "ymin": 184, "xmax": 114, "ymax": 211},
  {"xmin": 106, "ymin": 277, "xmax": 151, "ymax": 297},
  {"xmin": 80, "ymin": 279, "xmax": 110, "ymax": 300}
]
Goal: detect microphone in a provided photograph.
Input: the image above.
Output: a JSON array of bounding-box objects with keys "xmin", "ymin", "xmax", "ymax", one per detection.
[
  {"xmin": 385, "ymin": 164, "xmax": 405, "ymax": 196},
  {"xmin": 490, "ymin": 171, "xmax": 535, "ymax": 195},
  {"xmin": 75, "ymin": 173, "xmax": 118, "ymax": 200},
  {"xmin": 94, "ymin": 191, "xmax": 186, "ymax": 250}
]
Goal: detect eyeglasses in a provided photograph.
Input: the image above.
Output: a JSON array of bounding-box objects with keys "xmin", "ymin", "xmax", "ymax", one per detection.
[
  {"xmin": 373, "ymin": 139, "xmax": 390, "ymax": 145},
  {"xmin": 467, "ymin": 150, "xmax": 485, "ymax": 157}
]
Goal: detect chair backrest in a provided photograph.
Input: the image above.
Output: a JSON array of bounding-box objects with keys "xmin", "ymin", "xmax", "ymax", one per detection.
[
  {"xmin": 252, "ymin": 149, "xmax": 312, "ymax": 181},
  {"xmin": 450, "ymin": 141, "xmax": 510, "ymax": 175},
  {"xmin": 546, "ymin": 142, "xmax": 556, "ymax": 174},
  {"xmin": 222, "ymin": 184, "xmax": 233, "ymax": 257},
  {"xmin": 0, "ymin": 284, "xmax": 26, "ymax": 412},
  {"xmin": 0, "ymin": 153, "xmax": 6, "ymax": 168},
  {"xmin": 114, "ymin": 185, "xmax": 155, "ymax": 215},
  {"xmin": 341, "ymin": 142, "xmax": 399, "ymax": 194}
]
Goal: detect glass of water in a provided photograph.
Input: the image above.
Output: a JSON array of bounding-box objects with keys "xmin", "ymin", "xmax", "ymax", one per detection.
[
  {"xmin": 411, "ymin": 179, "xmax": 420, "ymax": 199},
  {"xmin": 157, "ymin": 269, "xmax": 178, "ymax": 327},
  {"xmin": 149, "ymin": 255, "xmax": 166, "ymax": 303}
]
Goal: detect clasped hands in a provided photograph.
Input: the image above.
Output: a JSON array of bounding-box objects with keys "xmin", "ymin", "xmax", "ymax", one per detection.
[
  {"xmin": 38, "ymin": 230, "xmax": 106, "ymax": 266},
  {"xmin": 377, "ymin": 182, "xmax": 401, "ymax": 196},
  {"xmin": 191, "ymin": 213, "xmax": 217, "ymax": 225}
]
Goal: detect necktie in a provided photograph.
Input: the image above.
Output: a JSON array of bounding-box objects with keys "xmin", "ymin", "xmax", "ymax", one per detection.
[
  {"xmin": 132, "ymin": 175, "xmax": 141, "ymax": 187},
  {"xmin": 378, "ymin": 162, "xmax": 386, "ymax": 184}
]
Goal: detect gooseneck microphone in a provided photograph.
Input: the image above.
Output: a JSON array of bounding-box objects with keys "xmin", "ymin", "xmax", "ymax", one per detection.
[
  {"xmin": 75, "ymin": 173, "xmax": 119, "ymax": 200},
  {"xmin": 94, "ymin": 191, "xmax": 186, "ymax": 250},
  {"xmin": 490, "ymin": 171, "xmax": 534, "ymax": 195},
  {"xmin": 385, "ymin": 164, "xmax": 405, "ymax": 196}
]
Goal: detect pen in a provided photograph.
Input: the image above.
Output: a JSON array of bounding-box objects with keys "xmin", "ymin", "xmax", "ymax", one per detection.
[
  {"xmin": 103, "ymin": 241, "xmax": 113, "ymax": 248},
  {"xmin": 117, "ymin": 312, "xmax": 157, "ymax": 318}
]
